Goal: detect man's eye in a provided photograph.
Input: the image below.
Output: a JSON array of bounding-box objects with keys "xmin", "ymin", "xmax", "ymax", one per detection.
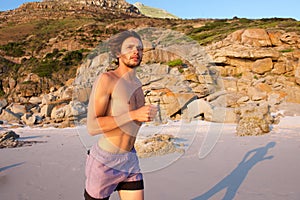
[{"xmin": 126, "ymin": 46, "xmax": 143, "ymax": 51}]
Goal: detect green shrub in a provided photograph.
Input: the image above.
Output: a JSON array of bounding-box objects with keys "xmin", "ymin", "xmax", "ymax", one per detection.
[
  {"xmin": 45, "ymin": 48, "xmax": 61, "ymax": 59},
  {"xmin": 33, "ymin": 49, "xmax": 85, "ymax": 78},
  {"xmin": 0, "ymin": 89, "xmax": 5, "ymax": 97},
  {"xmin": 0, "ymin": 42, "xmax": 25, "ymax": 57},
  {"xmin": 21, "ymin": 80, "xmax": 35, "ymax": 85},
  {"xmin": 279, "ymin": 48, "xmax": 294, "ymax": 53},
  {"xmin": 33, "ymin": 60, "xmax": 59, "ymax": 78},
  {"xmin": 62, "ymin": 50, "xmax": 83, "ymax": 66},
  {"xmin": 92, "ymin": 29, "xmax": 104, "ymax": 35},
  {"xmin": 167, "ymin": 59, "xmax": 183, "ymax": 67},
  {"xmin": 238, "ymin": 18, "xmax": 253, "ymax": 24},
  {"xmin": 192, "ymin": 20, "xmax": 229, "ymax": 33}
]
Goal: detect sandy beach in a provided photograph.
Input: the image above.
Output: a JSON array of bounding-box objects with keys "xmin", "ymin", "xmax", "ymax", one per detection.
[{"xmin": 1, "ymin": 115, "xmax": 300, "ymax": 200}]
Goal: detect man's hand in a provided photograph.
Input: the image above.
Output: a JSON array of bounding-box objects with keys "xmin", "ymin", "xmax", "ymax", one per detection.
[{"xmin": 130, "ymin": 105, "xmax": 158, "ymax": 122}]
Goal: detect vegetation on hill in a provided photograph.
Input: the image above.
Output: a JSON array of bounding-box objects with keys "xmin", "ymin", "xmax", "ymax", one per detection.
[
  {"xmin": 133, "ymin": 2, "xmax": 178, "ymax": 19},
  {"xmin": 184, "ymin": 17, "xmax": 300, "ymax": 45}
]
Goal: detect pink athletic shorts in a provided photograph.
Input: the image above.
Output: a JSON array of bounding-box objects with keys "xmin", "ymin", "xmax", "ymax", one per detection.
[{"xmin": 84, "ymin": 144, "xmax": 143, "ymax": 200}]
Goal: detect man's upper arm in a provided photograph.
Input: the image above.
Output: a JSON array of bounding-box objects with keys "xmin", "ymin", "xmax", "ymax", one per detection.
[
  {"xmin": 86, "ymin": 73, "xmax": 113, "ymax": 134},
  {"xmin": 92, "ymin": 73, "xmax": 112, "ymax": 117}
]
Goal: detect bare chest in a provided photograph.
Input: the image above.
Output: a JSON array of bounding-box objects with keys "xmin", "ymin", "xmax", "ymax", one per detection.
[{"xmin": 110, "ymin": 80, "xmax": 145, "ymax": 115}]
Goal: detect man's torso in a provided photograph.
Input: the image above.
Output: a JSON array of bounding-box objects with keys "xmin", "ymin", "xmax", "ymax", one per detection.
[{"xmin": 98, "ymin": 71, "xmax": 145, "ymax": 153}]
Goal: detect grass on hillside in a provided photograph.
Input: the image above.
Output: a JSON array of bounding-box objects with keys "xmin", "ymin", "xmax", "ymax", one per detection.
[
  {"xmin": 0, "ymin": 17, "xmax": 94, "ymax": 55},
  {"xmin": 187, "ymin": 17, "xmax": 300, "ymax": 45},
  {"xmin": 134, "ymin": 3, "xmax": 178, "ymax": 19}
]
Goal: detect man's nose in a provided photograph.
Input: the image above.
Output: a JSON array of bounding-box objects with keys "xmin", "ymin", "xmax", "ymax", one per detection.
[
  {"xmin": 132, "ymin": 47, "xmax": 141, "ymax": 54},
  {"xmin": 133, "ymin": 46, "xmax": 141, "ymax": 51},
  {"xmin": 132, "ymin": 47, "xmax": 138, "ymax": 52}
]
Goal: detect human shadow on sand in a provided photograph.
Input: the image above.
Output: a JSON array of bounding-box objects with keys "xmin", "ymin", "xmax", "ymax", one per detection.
[{"xmin": 192, "ymin": 142, "xmax": 276, "ymax": 200}]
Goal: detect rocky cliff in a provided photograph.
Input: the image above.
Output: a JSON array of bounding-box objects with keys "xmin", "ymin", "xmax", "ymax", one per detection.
[
  {"xmin": 2, "ymin": 27, "xmax": 300, "ymax": 132},
  {"xmin": 74, "ymin": 28, "xmax": 300, "ymax": 124},
  {"xmin": 0, "ymin": 1, "xmax": 300, "ymax": 134},
  {"xmin": 0, "ymin": 0, "xmax": 140, "ymax": 25}
]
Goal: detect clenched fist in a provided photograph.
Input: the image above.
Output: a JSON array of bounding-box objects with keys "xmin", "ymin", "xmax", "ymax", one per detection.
[{"xmin": 130, "ymin": 104, "xmax": 158, "ymax": 122}]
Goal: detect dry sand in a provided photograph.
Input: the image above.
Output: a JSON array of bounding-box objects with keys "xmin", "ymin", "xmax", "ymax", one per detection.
[{"xmin": 1, "ymin": 115, "xmax": 300, "ymax": 200}]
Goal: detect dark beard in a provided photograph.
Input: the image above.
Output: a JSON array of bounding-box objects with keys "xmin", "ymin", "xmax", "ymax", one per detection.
[
  {"xmin": 118, "ymin": 54, "xmax": 142, "ymax": 68},
  {"xmin": 127, "ymin": 61, "xmax": 141, "ymax": 68},
  {"xmin": 126, "ymin": 57, "xmax": 142, "ymax": 68}
]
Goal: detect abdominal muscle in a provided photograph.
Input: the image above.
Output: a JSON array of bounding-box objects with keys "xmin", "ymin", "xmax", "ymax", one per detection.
[
  {"xmin": 97, "ymin": 98, "xmax": 142, "ymax": 154},
  {"xmin": 98, "ymin": 125, "xmax": 140, "ymax": 154}
]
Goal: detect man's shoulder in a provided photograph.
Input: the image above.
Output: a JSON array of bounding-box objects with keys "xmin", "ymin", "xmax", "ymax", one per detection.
[
  {"xmin": 99, "ymin": 71, "xmax": 118, "ymax": 82},
  {"xmin": 94, "ymin": 71, "xmax": 118, "ymax": 93}
]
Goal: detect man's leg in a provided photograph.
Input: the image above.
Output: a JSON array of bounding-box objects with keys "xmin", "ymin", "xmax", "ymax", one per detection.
[
  {"xmin": 116, "ymin": 180, "xmax": 144, "ymax": 200},
  {"xmin": 118, "ymin": 189, "xmax": 144, "ymax": 200}
]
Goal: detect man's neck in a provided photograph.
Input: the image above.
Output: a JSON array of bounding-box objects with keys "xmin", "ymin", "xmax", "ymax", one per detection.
[{"xmin": 116, "ymin": 64, "xmax": 137, "ymax": 81}]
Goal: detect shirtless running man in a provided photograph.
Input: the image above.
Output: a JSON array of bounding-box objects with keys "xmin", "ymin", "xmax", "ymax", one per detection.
[{"xmin": 84, "ymin": 31, "xmax": 157, "ymax": 200}]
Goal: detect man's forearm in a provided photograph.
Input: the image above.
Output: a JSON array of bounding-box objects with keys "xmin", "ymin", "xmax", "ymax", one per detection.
[{"xmin": 87, "ymin": 111, "xmax": 135, "ymax": 136}]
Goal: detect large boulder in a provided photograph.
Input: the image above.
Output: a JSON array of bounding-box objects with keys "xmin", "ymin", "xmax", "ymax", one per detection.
[
  {"xmin": 210, "ymin": 107, "xmax": 238, "ymax": 123},
  {"xmin": 0, "ymin": 130, "xmax": 19, "ymax": 148},
  {"xmin": 21, "ymin": 113, "xmax": 38, "ymax": 126},
  {"xmin": 0, "ymin": 109, "xmax": 20, "ymax": 123},
  {"xmin": 186, "ymin": 99, "xmax": 238, "ymax": 123},
  {"xmin": 135, "ymin": 134, "xmax": 185, "ymax": 158},
  {"xmin": 186, "ymin": 99, "xmax": 213, "ymax": 120},
  {"xmin": 236, "ymin": 102, "xmax": 273, "ymax": 136},
  {"xmin": 0, "ymin": 99, "xmax": 8, "ymax": 109},
  {"xmin": 252, "ymin": 58, "xmax": 273, "ymax": 74},
  {"xmin": 241, "ymin": 29, "xmax": 272, "ymax": 47},
  {"xmin": 8, "ymin": 103, "xmax": 27, "ymax": 117}
]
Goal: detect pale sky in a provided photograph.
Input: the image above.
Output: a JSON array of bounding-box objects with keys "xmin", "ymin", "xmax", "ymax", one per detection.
[{"xmin": 1, "ymin": 0, "xmax": 299, "ymax": 20}]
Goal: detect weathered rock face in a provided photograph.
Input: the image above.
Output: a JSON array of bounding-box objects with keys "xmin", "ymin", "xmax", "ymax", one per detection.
[
  {"xmin": 0, "ymin": 109, "xmax": 21, "ymax": 123},
  {"xmin": 0, "ymin": 0, "xmax": 141, "ymax": 35},
  {"xmin": 0, "ymin": 83, "xmax": 87, "ymax": 128},
  {"xmin": 43, "ymin": 0, "xmax": 128, "ymax": 8},
  {"xmin": 241, "ymin": 29, "xmax": 273, "ymax": 47},
  {"xmin": 73, "ymin": 28, "xmax": 300, "ymax": 126},
  {"xmin": 29, "ymin": 0, "xmax": 140, "ymax": 15},
  {"xmin": 73, "ymin": 28, "xmax": 218, "ymax": 122},
  {"xmin": 207, "ymin": 28, "xmax": 300, "ymax": 105},
  {"xmin": 1, "ymin": 28, "xmax": 300, "ymax": 136},
  {"xmin": 236, "ymin": 102, "xmax": 273, "ymax": 136}
]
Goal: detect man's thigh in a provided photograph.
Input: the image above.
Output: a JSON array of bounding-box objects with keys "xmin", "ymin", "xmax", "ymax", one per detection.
[{"xmin": 118, "ymin": 189, "xmax": 144, "ymax": 200}]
